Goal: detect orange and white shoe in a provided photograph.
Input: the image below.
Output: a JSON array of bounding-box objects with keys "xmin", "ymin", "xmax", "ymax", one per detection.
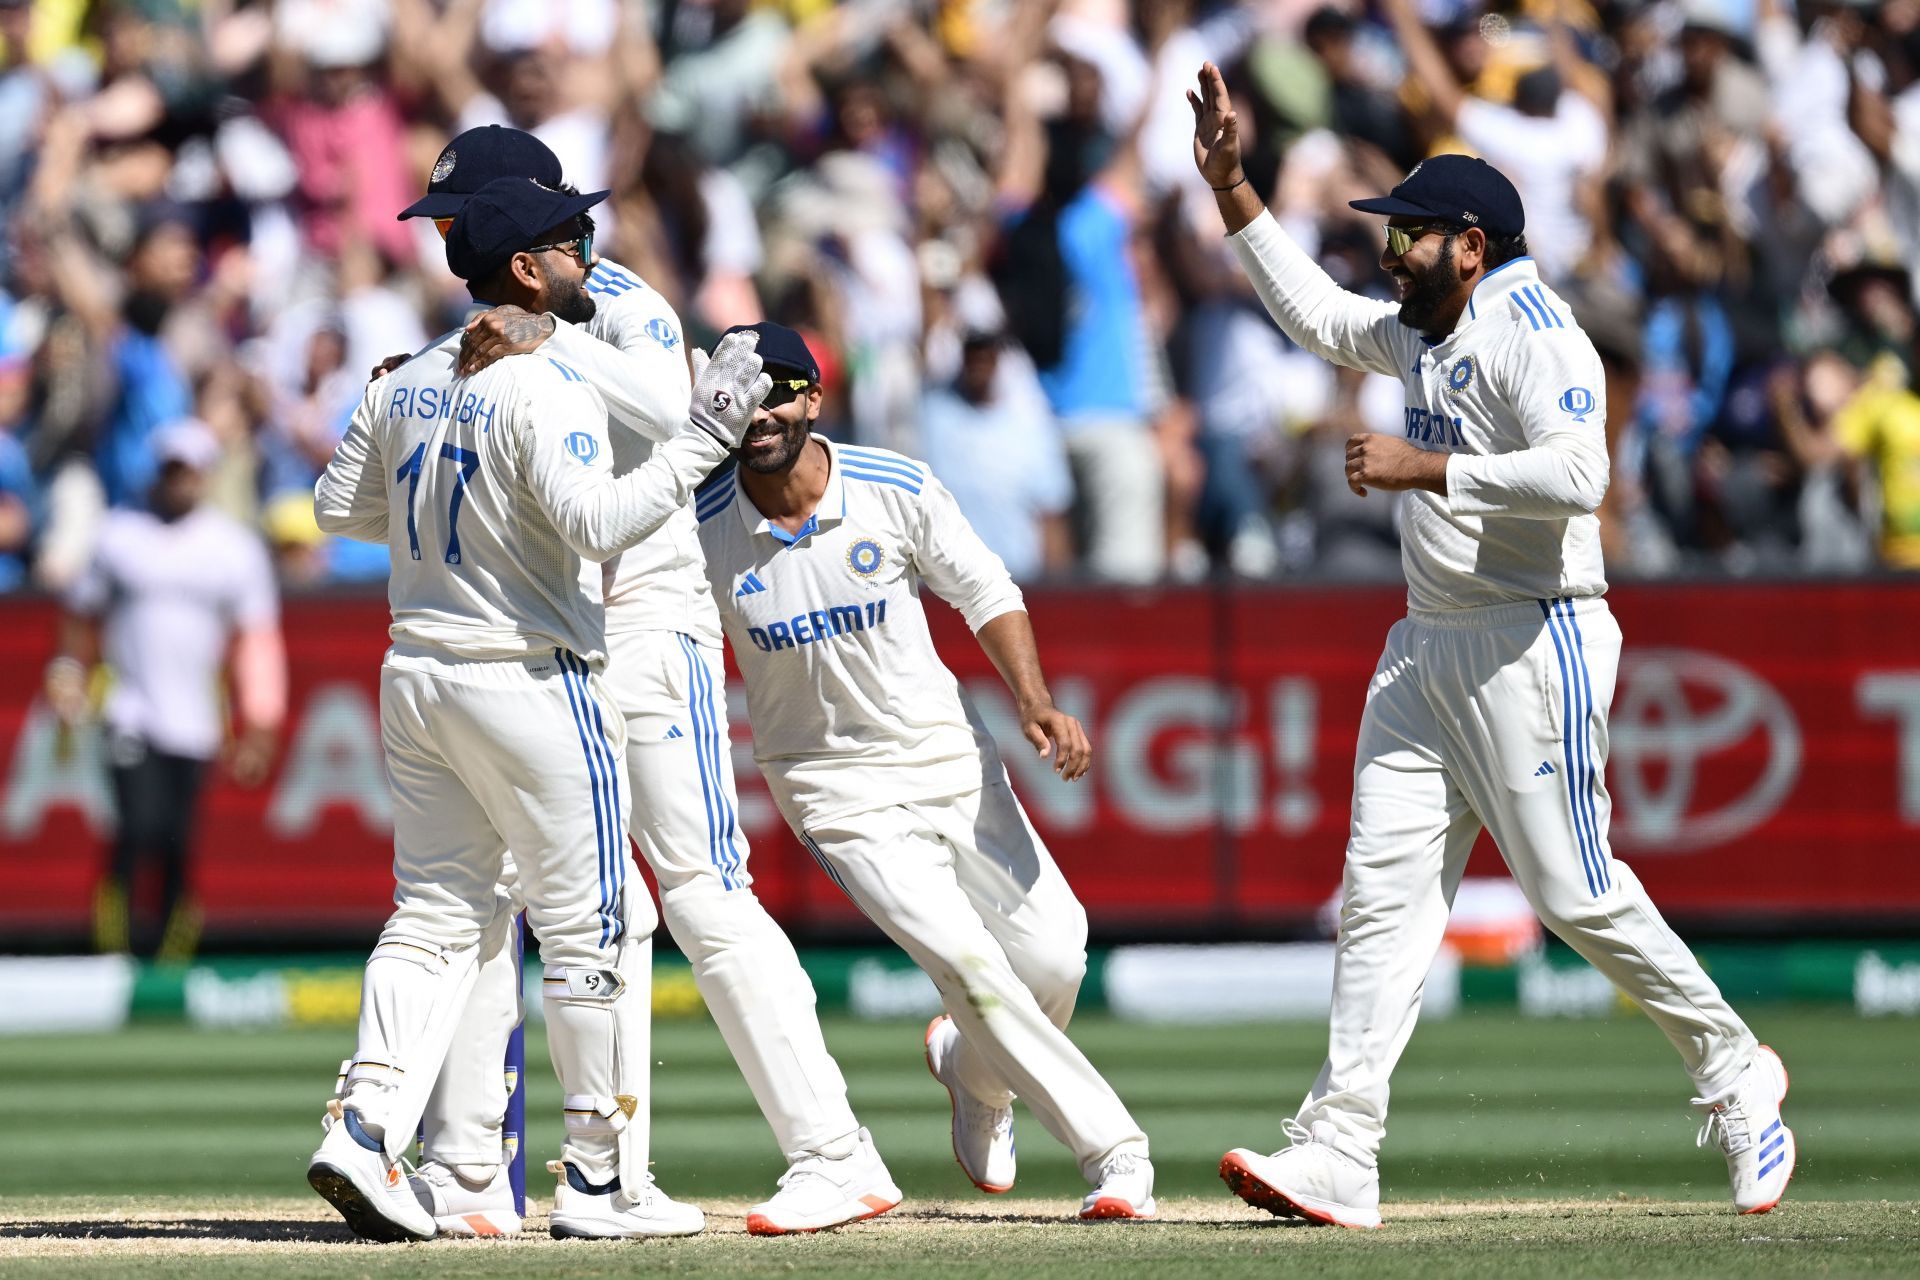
[
  {"xmin": 307, "ymin": 1107, "xmax": 437, "ymax": 1242},
  {"xmin": 745, "ymin": 1127, "xmax": 902, "ymax": 1235},
  {"xmin": 410, "ymin": 1159, "xmax": 522, "ymax": 1237},
  {"xmin": 1220, "ymin": 1120, "xmax": 1382, "ymax": 1230},
  {"xmin": 1079, "ymin": 1150, "xmax": 1156, "ymax": 1220},
  {"xmin": 1696, "ymin": 1044, "xmax": 1795, "ymax": 1214},
  {"xmin": 924, "ymin": 1015, "xmax": 1016, "ymax": 1193}
]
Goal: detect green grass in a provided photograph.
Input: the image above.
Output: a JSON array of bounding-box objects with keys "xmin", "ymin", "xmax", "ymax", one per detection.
[{"xmin": 1, "ymin": 1008, "xmax": 1916, "ymax": 1276}]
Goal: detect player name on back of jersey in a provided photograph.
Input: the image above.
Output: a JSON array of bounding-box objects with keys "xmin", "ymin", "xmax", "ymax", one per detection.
[{"xmin": 386, "ymin": 383, "xmax": 499, "ymax": 432}]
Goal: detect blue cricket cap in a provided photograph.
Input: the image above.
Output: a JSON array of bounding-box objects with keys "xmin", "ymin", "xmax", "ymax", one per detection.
[
  {"xmin": 722, "ymin": 322, "xmax": 819, "ymax": 382},
  {"xmin": 444, "ymin": 177, "xmax": 608, "ymax": 283},
  {"xmin": 399, "ymin": 126, "xmax": 564, "ymax": 221},
  {"xmin": 1349, "ymin": 154, "xmax": 1525, "ymax": 239}
]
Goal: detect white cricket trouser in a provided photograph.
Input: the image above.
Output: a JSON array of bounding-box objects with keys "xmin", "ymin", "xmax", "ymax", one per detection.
[
  {"xmin": 801, "ymin": 780, "xmax": 1148, "ymax": 1183},
  {"xmin": 345, "ymin": 647, "xmax": 652, "ymax": 1183},
  {"xmin": 422, "ymin": 630, "xmax": 857, "ymax": 1168},
  {"xmin": 1301, "ymin": 598, "xmax": 1758, "ymax": 1167}
]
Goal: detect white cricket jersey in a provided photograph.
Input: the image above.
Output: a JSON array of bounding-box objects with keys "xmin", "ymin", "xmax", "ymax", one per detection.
[
  {"xmin": 541, "ymin": 259, "xmax": 720, "ymax": 645},
  {"xmin": 314, "ymin": 329, "xmax": 729, "ymax": 664},
  {"xmin": 695, "ymin": 435, "xmax": 1027, "ymax": 829},
  {"xmin": 1231, "ymin": 211, "xmax": 1610, "ymax": 614}
]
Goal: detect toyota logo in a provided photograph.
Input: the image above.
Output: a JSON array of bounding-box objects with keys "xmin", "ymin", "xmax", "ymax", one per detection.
[{"xmin": 1610, "ymin": 649, "xmax": 1802, "ymax": 852}]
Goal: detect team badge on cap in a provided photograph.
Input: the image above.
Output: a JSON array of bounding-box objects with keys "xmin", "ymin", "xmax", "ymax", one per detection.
[
  {"xmin": 847, "ymin": 538, "xmax": 884, "ymax": 578},
  {"xmin": 431, "ymin": 149, "xmax": 457, "ymax": 183}
]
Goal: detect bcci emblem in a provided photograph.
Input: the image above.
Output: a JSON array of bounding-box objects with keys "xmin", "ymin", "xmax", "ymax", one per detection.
[
  {"xmin": 503, "ymin": 1132, "xmax": 520, "ymax": 1165},
  {"xmin": 430, "ymin": 149, "xmax": 457, "ymax": 184},
  {"xmin": 502, "ymin": 1065, "xmax": 519, "ymax": 1093},
  {"xmin": 565, "ymin": 432, "xmax": 598, "ymax": 465},
  {"xmin": 1447, "ymin": 356, "xmax": 1477, "ymax": 397},
  {"xmin": 846, "ymin": 538, "xmax": 884, "ymax": 579}
]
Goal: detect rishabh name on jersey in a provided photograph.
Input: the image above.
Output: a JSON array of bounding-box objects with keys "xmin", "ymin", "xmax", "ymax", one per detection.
[
  {"xmin": 350, "ymin": 331, "xmax": 612, "ymax": 663},
  {"xmin": 1388, "ymin": 258, "xmax": 1609, "ymax": 612},
  {"xmin": 694, "ymin": 435, "xmax": 1027, "ymax": 829},
  {"xmin": 579, "ymin": 258, "xmax": 721, "ymax": 647}
]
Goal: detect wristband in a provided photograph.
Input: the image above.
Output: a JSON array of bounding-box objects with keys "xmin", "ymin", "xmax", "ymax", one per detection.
[{"xmin": 1211, "ymin": 175, "xmax": 1249, "ymax": 192}]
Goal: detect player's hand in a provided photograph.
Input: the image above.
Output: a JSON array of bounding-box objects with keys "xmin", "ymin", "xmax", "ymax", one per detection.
[
  {"xmin": 1020, "ymin": 701, "xmax": 1092, "ymax": 783},
  {"xmin": 368, "ymin": 353, "xmax": 409, "ymax": 383},
  {"xmin": 1188, "ymin": 61, "xmax": 1245, "ymax": 190},
  {"xmin": 228, "ymin": 724, "xmax": 277, "ymax": 788},
  {"xmin": 1345, "ymin": 433, "xmax": 1450, "ymax": 497},
  {"xmin": 43, "ymin": 656, "xmax": 89, "ymax": 727},
  {"xmin": 689, "ymin": 332, "xmax": 773, "ymax": 448},
  {"xmin": 458, "ymin": 305, "xmax": 557, "ymax": 377}
]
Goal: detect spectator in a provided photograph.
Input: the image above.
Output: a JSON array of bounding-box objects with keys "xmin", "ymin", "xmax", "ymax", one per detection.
[
  {"xmin": 919, "ymin": 330, "xmax": 1073, "ymax": 581},
  {"xmin": 45, "ymin": 420, "xmax": 286, "ymax": 962}
]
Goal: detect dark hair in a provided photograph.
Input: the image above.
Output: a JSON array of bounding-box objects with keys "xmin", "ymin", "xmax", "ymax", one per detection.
[{"xmin": 1483, "ymin": 230, "xmax": 1530, "ymax": 269}]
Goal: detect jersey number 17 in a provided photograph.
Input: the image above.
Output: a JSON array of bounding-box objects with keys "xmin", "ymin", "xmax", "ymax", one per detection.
[{"xmin": 396, "ymin": 442, "xmax": 481, "ymax": 564}]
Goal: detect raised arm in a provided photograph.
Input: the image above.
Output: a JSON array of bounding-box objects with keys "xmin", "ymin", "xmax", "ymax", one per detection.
[
  {"xmin": 1189, "ymin": 62, "xmax": 1408, "ymax": 378},
  {"xmin": 1382, "ymin": 0, "xmax": 1465, "ymax": 125}
]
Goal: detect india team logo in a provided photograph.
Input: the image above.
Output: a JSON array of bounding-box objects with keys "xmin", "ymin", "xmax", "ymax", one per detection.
[
  {"xmin": 1447, "ymin": 356, "xmax": 1477, "ymax": 396},
  {"xmin": 1559, "ymin": 386, "xmax": 1596, "ymax": 422},
  {"xmin": 565, "ymin": 431, "xmax": 599, "ymax": 464},
  {"xmin": 430, "ymin": 148, "xmax": 456, "ymax": 183},
  {"xmin": 847, "ymin": 538, "xmax": 884, "ymax": 578}
]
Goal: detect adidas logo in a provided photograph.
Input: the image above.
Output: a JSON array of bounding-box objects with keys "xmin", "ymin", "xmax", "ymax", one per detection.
[
  {"xmin": 1534, "ymin": 761, "xmax": 1556, "ymax": 777},
  {"xmin": 735, "ymin": 572, "xmax": 768, "ymax": 598},
  {"xmin": 664, "ymin": 726, "xmax": 684, "ymax": 740}
]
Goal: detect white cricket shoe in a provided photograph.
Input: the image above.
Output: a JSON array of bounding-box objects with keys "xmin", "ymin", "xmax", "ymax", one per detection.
[
  {"xmin": 410, "ymin": 1159, "xmax": 523, "ymax": 1237},
  {"xmin": 1220, "ymin": 1119, "xmax": 1382, "ymax": 1230},
  {"xmin": 546, "ymin": 1160, "xmax": 705, "ymax": 1239},
  {"xmin": 306, "ymin": 1107, "xmax": 437, "ymax": 1242},
  {"xmin": 1695, "ymin": 1044, "xmax": 1795, "ymax": 1214},
  {"xmin": 924, "ymin": 1014, "xmax": 1015, "ymax": 1193},
  {"xmin": 1078, "ymin": 1150, "xmax": 1156, "ymax": 1220},
  {"xmin": 744, "ymin": 1128, "xmax": 903, "ymax": 1235}
]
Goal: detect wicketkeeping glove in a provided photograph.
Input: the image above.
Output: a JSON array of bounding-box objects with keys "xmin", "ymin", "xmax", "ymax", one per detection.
[{"xmin": 689, "ymin": 331, "xmax": 773, "ymax": 448}]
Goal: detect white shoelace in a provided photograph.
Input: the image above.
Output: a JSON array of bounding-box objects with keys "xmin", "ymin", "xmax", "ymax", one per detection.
[
  {"xmin": 1099, "ymin": 1152, "xmax": 1143, "ymax": 1182},
  {"xmin": 1280, "ymin": 1118, "xmax": 1315, "ymax": 1149},
  {"xmin": 1697, "ymin": 1102, "xmax": 1752, "ymax": 1156}
]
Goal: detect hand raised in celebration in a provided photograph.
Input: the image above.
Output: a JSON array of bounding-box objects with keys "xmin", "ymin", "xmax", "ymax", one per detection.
[{"xmin": 1188, "ymin": 61, "xmax": 1245, "ymax": 190}]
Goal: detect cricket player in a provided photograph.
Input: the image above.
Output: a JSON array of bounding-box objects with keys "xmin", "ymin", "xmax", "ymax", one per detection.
[
  {"xmin": 694, "ymin": 322, "xmax": 1156, "ymax": 1221},
  {"xmin": 381, "ymin": 126, "xmax": 897, "ymax": 1237},
  {"xmin": 1189, "ymin": 63, "xmax": 1793, "ymax": 1226},
  {"xmin": 307, "ymin": 175, "xmax": 772, "ymax": 1242}
]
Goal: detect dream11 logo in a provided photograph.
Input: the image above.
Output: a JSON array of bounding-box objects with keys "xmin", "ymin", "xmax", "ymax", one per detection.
[{"xmin": 1607, "ymin": 650, "xmax": 1802, "ymax": 852}]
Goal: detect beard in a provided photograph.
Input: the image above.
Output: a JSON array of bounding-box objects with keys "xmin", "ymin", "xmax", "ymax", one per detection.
[
  {"xmin": 1396, "ymin": 235, "xmax": 1457, "ymax": 332},
  {"xmin": 546, "ymin": 273, "xmax": 598, "ymax": 326},
  {"xmin": 738, "ymin": 412, "xmax": 813, "ymax": 474}
]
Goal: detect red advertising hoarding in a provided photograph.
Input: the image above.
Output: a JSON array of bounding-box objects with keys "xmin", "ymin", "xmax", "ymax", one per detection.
[{"xmin": 2, "ymin": 581, "xmax": 1917, "ymax": 943}]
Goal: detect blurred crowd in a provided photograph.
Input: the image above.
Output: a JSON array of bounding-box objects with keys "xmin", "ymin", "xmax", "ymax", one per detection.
[{"xmin": 2, "ymin": 0, "xmax": 1919, "ymax": 591}]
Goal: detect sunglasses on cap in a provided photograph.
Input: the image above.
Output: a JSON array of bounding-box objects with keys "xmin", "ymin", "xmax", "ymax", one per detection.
[
  {"xmin": 1384, "ymin": 221, "xmax": 1460, "ymax": 257},
  {"xmin": 762, "ymin": 376, "xmax": 813, "ymax": 409}
]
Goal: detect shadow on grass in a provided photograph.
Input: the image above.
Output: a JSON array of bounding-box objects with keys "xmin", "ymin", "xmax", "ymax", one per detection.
[
  {"xmin": 0, "ymin": 1218, "xmax": 357, "ymax": 1244},
  {"xmin": 895, "ymin": 1205, "xmax": 1322, "ymax": 1230}
]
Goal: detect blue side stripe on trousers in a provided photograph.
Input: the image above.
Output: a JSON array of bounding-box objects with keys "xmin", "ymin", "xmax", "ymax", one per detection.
[
  {"xmin": 1556, "ymin": 600, "xmax": 1610, "ymax": 892},
  {"xmin": 1546, "ymin": 601, "xmax": 1606, "ymax": 895},
  {"xmin": 799, "ymin": 832, "xmax": 850, "ymax": 896},
  {"xmin": 701, "ymin": 649, "xmax": 746, "ymax": 886},
  {"xmin": 563, "ymin": 650, "xmax": 624, "ymax": 946},
  {"xmin": 679, "ymin": 635, "xmax": 741, "ymax": 890},
  {"xmin": 570, "ymin": 652, "xmax": 627, "ymax": 931},
  {"xmin": 556, "ymin": 649, "xmax": 617, "ymax": 947},
  {"xmin": 1539, "ymin": 604, "xmax": 1602, "ymax": 897}
]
